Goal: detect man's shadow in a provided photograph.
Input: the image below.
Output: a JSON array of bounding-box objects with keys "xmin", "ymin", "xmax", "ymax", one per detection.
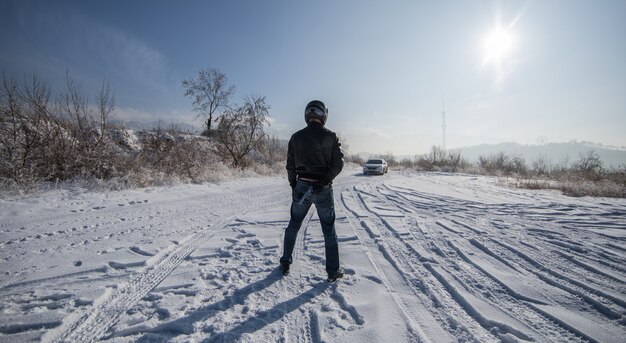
[
  {"xmin": 202, "ymin": 282, "xmax": 329, "ymax": 342},
  {"xmin": 136, "ymin": 270, "xmax": 281, "ymax": 341},
  {"xmin": 135, "ymin": 270, "xmax": 329, "ymax": 342}
]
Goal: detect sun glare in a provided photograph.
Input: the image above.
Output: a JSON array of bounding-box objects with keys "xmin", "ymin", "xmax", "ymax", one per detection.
[{"xmin": 483, "ymin": 28, "xmax": 513, "ymax": 65}]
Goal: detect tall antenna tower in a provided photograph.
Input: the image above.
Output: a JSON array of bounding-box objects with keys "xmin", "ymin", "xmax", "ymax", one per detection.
[{"xmin": 441, "ymin": 93, "xmax": 447, "ymax": 151}]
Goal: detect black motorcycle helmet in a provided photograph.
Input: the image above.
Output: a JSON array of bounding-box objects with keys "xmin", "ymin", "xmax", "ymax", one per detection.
[{"xmin": 304, "ymin": 100, "xmax": 328, "ymax": 125}]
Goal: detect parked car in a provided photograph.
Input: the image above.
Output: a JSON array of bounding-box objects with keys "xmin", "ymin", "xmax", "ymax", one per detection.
[{"xmin": 362, "ymin": 159, "xmax": 388, "ymax": 175}]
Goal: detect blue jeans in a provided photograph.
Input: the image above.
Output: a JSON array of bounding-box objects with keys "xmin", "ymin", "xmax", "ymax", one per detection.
[{"xmin": 280, "ymin": 180, "xmax": 340, "ymax": 275}]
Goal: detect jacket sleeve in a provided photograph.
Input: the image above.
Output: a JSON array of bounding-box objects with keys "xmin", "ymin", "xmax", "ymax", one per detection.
[
  {"xmin": 321, "ymin": 134, "xmax": 344, "ymax": 185},
  {"xmin": 286, "ymin": 137, "xmax": 297, "ymax": 188}
]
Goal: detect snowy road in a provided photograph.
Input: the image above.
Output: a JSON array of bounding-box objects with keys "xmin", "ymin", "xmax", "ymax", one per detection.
[{"xmin": 1, "ymin": 169, "xmax": 625, "ymax": 342}]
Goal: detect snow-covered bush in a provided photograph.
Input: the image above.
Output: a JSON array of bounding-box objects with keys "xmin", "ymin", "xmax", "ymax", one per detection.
[
  {"xmin": 478, "ymin": 152, "xmax": 527, "ymax": 176},
  {"xmin": 559, "ymin": 178, "xmax": 626, "ymax": 198},
  {"xmin": 0, "ymin": 73, "xmax": 120, "ymax": 185},
  {"xmin": 414, "ymin": 146, "xmax": 471, "ymax": 172},
  {"xmin": 514, "ymin": 150, "xmax": 625, "ymax": 198},
  {"xmin": 0, "ymin": 73, "xmax": 288, "ymax": 195}
]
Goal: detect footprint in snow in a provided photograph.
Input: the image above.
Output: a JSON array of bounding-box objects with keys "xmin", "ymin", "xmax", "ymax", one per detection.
[
  {"xmin": 363, "ymin": 274, "xmax": 383, "ymax": 284},
  {"xmin": 247, "ymin": 239, "xmax": 262, "ymax": 247},
  {"xmin": 108, "ymin": 261, "xmax": 147, "ymax": 270},
  {"xmin": 129, "ymin": 246, "xmax": 155, "ymax": 257},
  {"xmin": 236, "ymin": 232, "xmax": 256, "ymax": 239}
]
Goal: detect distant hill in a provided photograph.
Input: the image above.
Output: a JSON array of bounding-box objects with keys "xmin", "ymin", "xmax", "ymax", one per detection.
[{"xmin": 449, "ymin": 141, "xmax": 626, "ymax": 168}]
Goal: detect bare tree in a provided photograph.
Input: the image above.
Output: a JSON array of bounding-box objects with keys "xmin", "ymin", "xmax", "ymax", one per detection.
[
  {"xmin": 0, "ymin": 74, "xmax": 28, "ymax": 182},
  {"xmin": 574, "ymin": 150, "xmax": 603, "ymax": 174},
  {"xmin": 182, "ymin": 68, "xmax": 235, "ymax": 133},
  {"xmin": 59, "ymin": 72, "xmax": 93, "ymax": 143},
  {"xmin": 89, "ymin": 79, "xmax": 117, "ymax": 178},
  {"xmin": 572, "ymin": 150, "xmax": 603, "ymax": 182},
  {"xmin": 531, "ymin": 155, "xmax": 549, "ymax": 176},
  {"xmin": 96, "ymin": 79, "xmax": 115, "ymax": 141},
  {"xmin": 0, "ymin": 74, "xmax": 56, "ymax": 183},
  {"xmin": 262, "ymin": 135, "xmax": 287, "ymax": 164},
  {"xmin": 447, "ymin": 151, "xmax": 463, "ymax": 172},
  {"xmin": 215, "ymin": 95, "xmax": 270, "ymax": 169},
  {"xmin": 430, "ymin": 146, "xmax": 447, "ymax": 166}
]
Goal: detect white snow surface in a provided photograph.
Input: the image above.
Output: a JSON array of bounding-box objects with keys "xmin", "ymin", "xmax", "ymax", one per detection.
[{"xmin": 1, "ymin": 167, "xmax": 625, "ymax": 342}]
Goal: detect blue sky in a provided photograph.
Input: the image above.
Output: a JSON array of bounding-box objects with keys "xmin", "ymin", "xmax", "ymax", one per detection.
[{"xmin": 1, "ymin": 0, "xmax": 625, "ymax": 155}]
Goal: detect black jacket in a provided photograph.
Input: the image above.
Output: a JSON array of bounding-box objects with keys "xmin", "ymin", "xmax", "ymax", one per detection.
[{"xmin": 286, "ymin": 121, "xmax": 344, "ymax": 187}]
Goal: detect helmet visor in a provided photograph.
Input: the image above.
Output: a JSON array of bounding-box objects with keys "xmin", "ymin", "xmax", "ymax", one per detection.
[{"xmin": 306, "ymin": 105, "xmax": 326, "ymax": 118}]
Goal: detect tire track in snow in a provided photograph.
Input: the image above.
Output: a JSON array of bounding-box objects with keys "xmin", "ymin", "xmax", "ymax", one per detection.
[
  {"xmin": 477, "ymin": 215, "xmax": 626, "ymax": 316},
  {"xmin": 45, "ymin": 194, "xmax": 288, "ymax": 343},
  {"xmin": 519, "ymin": 233, "xmax": 626, "ymax": 301},
  {"xmin": 481, "ymin": 238, "xmax": 625, "ymax": 342},
  {"xmin": 361, "ymin": 212, "xmax": 496, "ymax": 342},
  {"xmin": 373, "ymin": 185, "xmax": 546, "ymax": 341},
  {"xmin": 558, "ymin": 246, "xmax": 626, "ymax": 283},
  {"xmin": 376, "ymin": 185, "xmax": 620, "ymax": 341},
  {"xmin": 348, "ymin": 186, "xmax": 497, "ymax": 342},
  {"xmin": 491, "ymin": 238, "xmax": 626, "ymax": 317},
  {"xmin": 488, "ymin": 222, "xmax": 626, "ymax": 288},
  {"xmin": 0, "ymin": 187, "xmax": 288, "ymax": 231},
  {"xmin": 376, "ymin": 183, "xmax": 602, "ymax": 342},
  {"xmin": 512, "ymin": 222, "xmax": 626, "ymax": 292},
  {"xmin": 47, "ymin": 218, "xmax": 234, "ymax": 343},
  {"xmin": 339, "ymin": 192, "xmax": 434, "ymax": 343},
  {"xmin": 419, "ymin": 220, "xmax": 587, "ymax": 342},
  {"xmin": 382, "ymin": 182, "xmax": 626, "ymax": 314},
  {"xmin": 0, "ymin": 188, "xmax": 290, "ymax": 260},
  {"xmin": 435, "ymin": 217, "xmax": 626, "ymax": 315},
  {"xmin": 446, "ymin": 239, "xmax": 587, "ymax": 342},
  {"xmin": 0, "ymin": 190, "xmax": 289, "ymax": 294}
]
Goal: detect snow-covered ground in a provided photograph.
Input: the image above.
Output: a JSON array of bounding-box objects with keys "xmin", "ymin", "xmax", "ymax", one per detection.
[{"xmin": 1, "ymin": 167, "xmax": 625, "ymax": 342}]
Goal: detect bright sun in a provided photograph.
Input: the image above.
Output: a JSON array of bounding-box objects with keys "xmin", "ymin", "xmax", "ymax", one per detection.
[{"xmin": 483, "ymin": 28, "xmax": 513, "ymax": 65}]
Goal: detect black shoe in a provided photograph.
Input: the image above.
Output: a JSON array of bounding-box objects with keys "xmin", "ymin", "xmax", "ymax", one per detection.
[
  {"xmin": 327, "ymin": 268, "xmax": 344, "ymax": 282},
  {"xmin": 280, "ymin": 262, "xmax": 290, "ymax": 276}
]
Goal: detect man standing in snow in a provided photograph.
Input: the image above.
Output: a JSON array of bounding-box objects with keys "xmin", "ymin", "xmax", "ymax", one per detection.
[{"xmin": 280, "ymin": 100, "xmax": 344, "ymax": 282}]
